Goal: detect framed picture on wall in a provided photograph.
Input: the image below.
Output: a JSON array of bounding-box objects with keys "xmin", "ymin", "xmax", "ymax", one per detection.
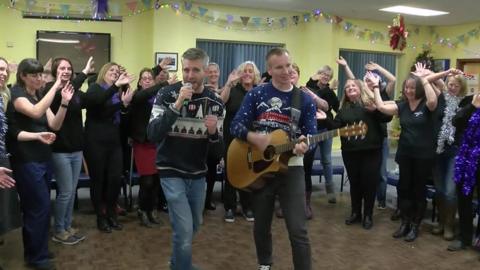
[
  {"xmin": 155, "ymin": 52, "xmax": 178, "ymax": 71},
  {"xmin": 433, "ymin": 59, "xmax": 450, "ymax": 72}
]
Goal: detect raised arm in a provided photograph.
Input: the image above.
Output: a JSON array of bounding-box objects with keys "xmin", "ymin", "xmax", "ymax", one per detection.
[
  {"xmin": 46, "ymin": 82, "xmax": 74, "ymax": 131},
  {"xmin": 336, "ymin": 56, "xmax": 355, "ymax": 80},
  {"xmin": 365, "ymin": 61, "xmax": 396, "ymax": 98},
  {"xmin": 412, "ymin": 63, "xmax": 438, "ymax": 111},
  {"xmin": 366, "ymin": 72, "xmax": 398, "ymax": 116},
  {"xmin": 220, "ymin": 70, "xmax": 242, "ymax": 104}
]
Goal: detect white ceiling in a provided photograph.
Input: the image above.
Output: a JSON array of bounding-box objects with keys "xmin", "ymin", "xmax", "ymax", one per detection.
[{"xmin": 194, "ymin": 0, "xmax": 479, "ymax": 26}]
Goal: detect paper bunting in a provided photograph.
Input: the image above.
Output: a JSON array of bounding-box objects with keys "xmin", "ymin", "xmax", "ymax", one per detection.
[
  {"xmin": 303, "ymin": 13, "xmax": 310, "ymax": 22},
  {"xmin": 10, "ymin": 0, "xmax": 17, "ymax": 7},
  {"xmin": 198, "ymin": 6, "xmax": 207, "ymax": 17},
  {"xmin": 184, "ymin": 2, "xmax": 192, "ymax": 11},
  {"xmin": 44, "ymin": 2, "xmax": 53, "ymax": 14},
  {"xmin": 126, "ymin": 1, "xmax": 137, "ymax": 13},
  {"xmin": 292, "ymin": 15, "xmax": 299, "ymax": 25},
  {"xmin": 60, "ymin": 4, "xmax": 69, "ymax": 16},
  {"xmin": 142, "ymin": 0, "xmax": 151, "ymax": 8},
  {"xmin": 110, "ymin": 3, "xmax": 120, "ymax": 16},
  {"xmin": 252, "ymin": 17, "xmax": 261, "ymax": 27},
  {"xmin": 240, "ymin": 16, "xmax": 250, "ymax": 27},
  {"xmin": 266, "ymin": 17, "xmax": 274, "ymax": 27},
  {"xmin": 279, "ymin": 17, "xmax": 287, "ymax": 28},
  {"xmin": 226, "ymin": 14, "xmax": 234, "ymax": 24}
]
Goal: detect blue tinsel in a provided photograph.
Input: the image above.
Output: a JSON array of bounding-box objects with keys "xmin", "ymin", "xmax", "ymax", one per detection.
[{"xmin": 454, "ymin": 108, "xmax": 480, "ymax": 196}]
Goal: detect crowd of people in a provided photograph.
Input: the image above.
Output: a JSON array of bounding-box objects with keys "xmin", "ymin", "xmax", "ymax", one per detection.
[{"xmin": 0, "ymin": 46, "xmax": 479, "ymax": 270}]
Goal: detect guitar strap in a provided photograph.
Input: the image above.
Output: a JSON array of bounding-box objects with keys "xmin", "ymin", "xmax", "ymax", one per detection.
[{"xmin": 290, "ymin": 86, "xmax": 302, "ymax": 139}]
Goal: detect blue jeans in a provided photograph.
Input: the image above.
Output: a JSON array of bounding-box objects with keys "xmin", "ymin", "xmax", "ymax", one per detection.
[
  {"xmin": 376, "ymin": 137, "xmax": 389, "ymax": 203},
  {"xmin": 161, "ymin": 177, "xmax": 206, "ymax": 270},
  {"xmin": 318, "ymin": 137, "xmax": 333, "ymax": 186},
  {"xmin": 13, "ymin": 161, "xmax": 53, "ymax": 265},
  {"xmin": 434, "ymin": 147, "xmax": 458, "ymax": 203},
  {"xmin": 52, "ymin": 151, "xmax": 83, "ymax": 233}
]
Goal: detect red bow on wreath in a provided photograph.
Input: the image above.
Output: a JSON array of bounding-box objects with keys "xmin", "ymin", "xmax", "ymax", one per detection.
[{"xmin": 389, "ymin": 15, "xmax": 408, "ymax": 51}]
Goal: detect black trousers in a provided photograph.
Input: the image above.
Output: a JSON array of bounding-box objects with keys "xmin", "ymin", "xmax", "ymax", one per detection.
[
  {"xmin": 396, "ymin": 155, "xmax": 434, "ymax": 224},
  {"xmin": 342, "ymin": 149, "xmax": 382, "ymax": 217},
  {"xmin": 456, "ymin": 169, "xmax": 480, "ymax": 245},
  {"xmin": 138, "ymin": 174, "xmax": 160, "ymax": 211},
  {"xmin": 252, "ymin": 166, "xmax": 311, "ymax": 269},
  {"xmin": 223, "ymin": 144, "xmax": 252, "ymax": 211},
  {"xmin": 84, "ymin": 140, "xmax": 123, "ymax": 218}
]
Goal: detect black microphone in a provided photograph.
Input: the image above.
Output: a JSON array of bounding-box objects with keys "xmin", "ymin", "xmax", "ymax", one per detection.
[{"xmin": 183, "ymin": 82, "xmax": 192, "ymax": 106}]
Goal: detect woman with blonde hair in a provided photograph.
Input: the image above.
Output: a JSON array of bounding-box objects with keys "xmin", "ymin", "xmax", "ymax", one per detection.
[
  {"xmin": 83, "ymin": 62, "xmax": 134, "ymax": 233},
  {"xmin": 221, "ymin": 60, "xmax": 260, "ymax": 222},
  {"xmin": 422, "ymin": 68, "xmax": 467, "ymax": 241},
  {"xmin": 333, "ymin": 77, "xmax": 392, "ymax": 229}
]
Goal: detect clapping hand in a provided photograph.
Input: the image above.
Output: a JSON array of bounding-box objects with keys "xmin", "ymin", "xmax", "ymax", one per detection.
[
  {"xmin": 365, "ymin": 61, "xmax": 380, "ymax": 71},
  {"xmin": 121, "ymin": 86, "xmax": 134, "ymax": 106},
  {"xmin": 60, "ymin": 82, "xmax": 74, "ymax": 104},
  {"xmin": 37, "ymin": 132, "xmax": 56, "ymax": 145},
  {"xmin": 336, "ymin": 56, "xmax": 348, "ymax": 67},
  {"xmin": 0, "ymin": 167, "xmax": 15, "ymax": 189},
  {"xmin": 159, "ymin": 57, "xmax": 173, "ymax": 70},
  {"xmin": 82, "ymin": 56, "xmax": 95, "ymax": 74},
  {"xmin": 115, "ymin": 72, "xmax": 135, "ymax": 87},
  {"xmin": 204, "ymin": 115, "xmax": 218, "ymax": 135},
  {"xmin": 411, "ymin": 62, "xmax": 432, "ymax": 77}
]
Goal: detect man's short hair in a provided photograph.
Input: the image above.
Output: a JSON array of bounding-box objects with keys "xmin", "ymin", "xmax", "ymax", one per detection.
[
  {"xmin": 182, "ymin": 48, "xmax": 209, "ymax": 68},
  {"xmin": 265, "ymin": 47, "xmax": 290, "ymax": 64}
]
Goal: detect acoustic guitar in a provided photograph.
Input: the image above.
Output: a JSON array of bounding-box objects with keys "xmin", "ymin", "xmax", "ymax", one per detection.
[{"xmin": 227, "ymin": 122, "xmax": 368, "ymax": 190}]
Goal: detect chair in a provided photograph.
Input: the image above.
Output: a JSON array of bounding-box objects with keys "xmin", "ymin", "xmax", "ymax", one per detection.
[{"xmin": 310, "ymin": 148, "xmax": 346, "ymax": 192}]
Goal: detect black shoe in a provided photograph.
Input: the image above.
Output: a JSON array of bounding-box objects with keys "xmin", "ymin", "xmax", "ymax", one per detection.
[
  {"xmin": 345, "ymin": 213, "xmax": 362, "ymax": 225},
  {"xmin": 147, "ymin": 211, "xmax": 161, "ymax": 225},
  {"xmin": 107, "ymin": 217, "xmax": 123, "ymax": 231},
  {"xmin": 138, "ymin": 210, "xmax": 153, "ymax": 228},
  {"xmin": 158, "ymin": 203, "xmax": 168, "ymax": 213},
  {"xmin": 392, "ymin": 222, "xmax": 411, "ymax": 238},
  {"xmin": 47, "ymin": 252, "xmax": 55, "ymax": 260},
  {"xmin": 404, "ymin": 224, "xmax": 419, "ymax": 242},
  {"xmin": 391, "ymin": 209, "xmax": 401, "ymax": 221},
  {"xmin": 204, "ymin": 201, "xmax": 216, "ymax": 211},
  {"xmin": 362, "ymin": 215, "xmax": 373, "ymax": 230},
  {"xmin": 97, "ymin": 217, "xmax": 112, "ymax": 233},
  {"xmin": 26, "ymin": 261, "xmax": 56, "ymax": 270}
]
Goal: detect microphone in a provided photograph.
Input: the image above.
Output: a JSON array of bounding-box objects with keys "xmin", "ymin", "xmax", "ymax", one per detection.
[{"xmin": 183, "ymin": 82, "xmax": 192, "ymax": 106}]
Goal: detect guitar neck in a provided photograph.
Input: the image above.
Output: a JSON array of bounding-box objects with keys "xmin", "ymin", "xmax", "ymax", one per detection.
[{"xmin": 275, "ymin": 129, "xmax": 339, "ymax": 154}]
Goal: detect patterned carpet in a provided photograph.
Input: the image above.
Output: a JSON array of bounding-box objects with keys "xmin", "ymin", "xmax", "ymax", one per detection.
[{"xmin": 1, "ymin": 189, "xmax": 479, "ymax": 270}]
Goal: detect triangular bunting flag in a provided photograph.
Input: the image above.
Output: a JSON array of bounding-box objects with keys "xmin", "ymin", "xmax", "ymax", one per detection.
[{"xmin": 240, "ymin": 16, "xmax": 250, "ymax": 26}]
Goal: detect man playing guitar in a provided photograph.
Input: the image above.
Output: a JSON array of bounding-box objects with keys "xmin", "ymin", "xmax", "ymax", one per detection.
[{"xmin": 229, "ymin": 47, "xmax": 317, "ymax": 270}]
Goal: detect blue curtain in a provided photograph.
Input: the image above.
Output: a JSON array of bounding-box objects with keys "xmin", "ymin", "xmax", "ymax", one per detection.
[
  {"xmin": 337, "ymin": 50, "xmax": 397, "ymax": 99},
  {"xmin": 197, "ymin": 40, "xmax": 282, "ymax": 86}
]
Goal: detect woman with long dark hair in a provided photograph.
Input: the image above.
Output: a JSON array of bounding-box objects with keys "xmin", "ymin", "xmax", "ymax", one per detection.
[
  {"xmin": 374, "ymin": 63, "xmax": 439, "ymax": 242},
  {"xmin": 7, "ymin": 58, "xmax": 73, "ymax": 270},
  {"xmin": 46, "ymin": 56, "xmax": 94, "ymax": 245},
  {"xmin": 83, "ymin": 62, "xmax": 134, "ymax": 233}
]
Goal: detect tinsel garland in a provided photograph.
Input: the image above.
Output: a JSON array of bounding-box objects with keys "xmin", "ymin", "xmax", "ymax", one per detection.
[
  {"xmin": 436, "ymin": 92, "xmax": 462, "ymax": 154},
  {"xmin": 454, "ymin": 108, "xmax": 480, "ymax": 196}
]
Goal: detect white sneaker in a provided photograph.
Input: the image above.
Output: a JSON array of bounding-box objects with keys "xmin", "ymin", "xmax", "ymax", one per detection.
[{"xmin": 258, "ymin": 265, "xmax": 271, "ymax": 270}]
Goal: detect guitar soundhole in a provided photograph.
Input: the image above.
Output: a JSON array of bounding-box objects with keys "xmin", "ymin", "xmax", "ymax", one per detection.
[{"xmin": 263, "ymin": 145, "xmax": 275, "ymax": 160}]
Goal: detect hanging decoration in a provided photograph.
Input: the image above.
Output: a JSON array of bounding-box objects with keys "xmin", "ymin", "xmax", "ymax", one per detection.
[
  {"xmin": 2, "ymin": 0, "xmax": 480, "ymax": 52},
  {"xmin": 388, "ymin": 15, "xmax": 408, "ymax": 51}
]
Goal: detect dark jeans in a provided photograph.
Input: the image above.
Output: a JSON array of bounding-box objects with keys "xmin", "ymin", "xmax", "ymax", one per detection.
[
  {"xmin": 397, "ymin": 155, "xmax": 433, "ymax": 224},
  {"xmin": 252, "ymin": 166, "xmax": 311, "ymax": 270},
  {"xmin": 138, "ymin": 174, "xmax": 160, "ymax": 211},
  {"xmin": 456, "ymin": 169, "xmax": 480, "ymax": 245},
  {"xmin": 223, "ymin": 147, "xmax": 252, "ymax": 211},
  {"xmin": 342, "ymin": 149, "xmax": 382, "ymax": 217},
  {"xmin": 13, "ymin": 161, "xmax": 53, "ymax": 265},
  {"xmin": 205, "ymin": 155, "xmax": 220, "ymax": 206},
  {"xmin": 84, "ymin": 140, "xmax": 123, "ymax": 218}
]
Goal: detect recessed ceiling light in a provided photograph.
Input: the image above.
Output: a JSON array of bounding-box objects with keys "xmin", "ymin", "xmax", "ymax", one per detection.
[{"xmin": 379, "ymin": 5, "xmax": 449, "ymax": 16}]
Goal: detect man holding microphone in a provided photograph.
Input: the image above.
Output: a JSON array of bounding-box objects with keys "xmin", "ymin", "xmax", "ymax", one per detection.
[{"xmin": 147, "ymin": 48, "xmax": 224, "ymax": 270}]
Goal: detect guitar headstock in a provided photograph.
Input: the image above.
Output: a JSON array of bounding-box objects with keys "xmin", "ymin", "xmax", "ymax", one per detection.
[{"xmin": 339, "ymin": 121, "xmax": 368, "ymax": 139}]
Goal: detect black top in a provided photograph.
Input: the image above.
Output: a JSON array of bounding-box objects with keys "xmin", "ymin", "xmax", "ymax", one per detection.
[
  {"xmin": 453, "ymin": 95, "xmax": 476, "ymax": 141},
  {"xmin": 223, "ymin": 83, "xmax": 248, "ymax": 146},
  {"xmin": 333, "ymin": 102, "xmax": 392, "ymax": 152},
  {"xmin": 83, "ymin": 83, "xmax": 126, "ymax": 145},
  {"xmin": 379, "ymin": 88, "xmax": 391, "ymax": 137},
  {"xmin": 7, "ymin": 85, "xmax": 51, "ymax": 162},
  {"xmin": 128, "ymin": 82, "xmax": 168, "ymax": 143},
  {"xmin": 147, "ymin": 82, "xmax": 224, "ymax": 178},
  {"xmin": 306, "ymin": 78, "xmax": 339, "ymax": 130},
  {"xmin": 45, "ymin": 73, "xmax": 88, "ymax": 153},
  {"xmin": 396, "ymin": 99, "xmax": 437, "ymax": 159}
]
